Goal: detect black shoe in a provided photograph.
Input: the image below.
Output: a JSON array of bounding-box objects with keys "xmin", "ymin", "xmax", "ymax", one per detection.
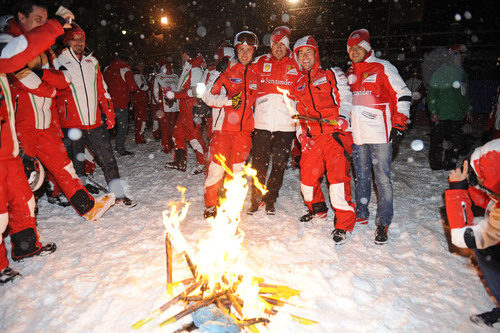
[
  {"xmin": 47, "ymin": 193, "xmax": 71, "ymax": 207},
  {"xmin": 331, "ymin": 229, "xmax": 348, "ymax": 245},
  {"xmin": 118, "ymin": 150, "xmax": 135, "ymax": 156},
  {"xmin": 116, "ymin": 196, "xmax": 136, "ymax": 208},
  {"xmin": 374, "ymin": 225, "xmax": 389, "ymax": 245},
  {"xmin": 247, "ymin": 202, "xmax": 260, "ymax": 215},
  {"xmin": 265, "ymin": 202, "xmax": 275, "ymax": 215},
  {"xmin": 85, "ymin": 183, "xmax": 100, "ymax": 194},
  {"xmin": 204, "ymin": 206, "xmax": 217, "ymax": 219},
  {"xmin": 12, "ymin": 242, "xmax": 57, "ymax": 262},
  {"xmin": 0, "ymin": 267, "xmax": 21, "ymax": 284},
  {"xmin": 300, "ymin": 210, "xmax": 327, "ymax": 222},
  {"xmin": 470, "ymin": 308, "xmax": 500, "ymax": 327}
]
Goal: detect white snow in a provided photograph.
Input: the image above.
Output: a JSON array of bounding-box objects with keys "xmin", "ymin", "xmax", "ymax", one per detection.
[{"xmin": 0, "ymin": 127, "xmax": 493, "ymax": 332}]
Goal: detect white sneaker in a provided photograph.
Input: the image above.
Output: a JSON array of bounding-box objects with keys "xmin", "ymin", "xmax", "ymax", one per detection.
[{"xmin": 82, "ymin": 193, "xmax": 116, "ymax": 222}]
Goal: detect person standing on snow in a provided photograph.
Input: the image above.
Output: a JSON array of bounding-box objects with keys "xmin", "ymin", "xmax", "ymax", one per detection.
[
  {"xmin": 5, "ymin": 3, "xmax": 115, "ymax": 223},
  {"xmin": 201, "ymin": 31, "xmax": 259, "ymax": 219},
  {"xmin": 445, "ymin": 139, "xmax": 500, "ymax": 327},
  {"xmin": 103, "ymin": 50, "xmax": 139, "ymax": 156},
  {"xmin": 54, "ymin": 24, "xmax": 135, "ymax": 207},
  {"xmin": 152, "ymin": 59, "xmax": 179, "ymax": 154},
  {"xmin": 132, "ymin": 61, "xmax": 150, "ymax": 145},
  {"xmin": 346, "ymin": 29, "xmax": 411, "ymax": 244},
  {"xmin": 247, "ymin": 26, "xmax": 299, "ymax": 215},
  {"xmin": 292, "ymin": 35, "xmax": 355, "ymax": 245},
  {"xmin": 164, "ymin": 44, "xmax": 207, "ymax": 174}
]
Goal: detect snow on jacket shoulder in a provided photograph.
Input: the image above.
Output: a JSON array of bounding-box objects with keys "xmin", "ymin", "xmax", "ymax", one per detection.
[
  {"xmin": 253, "ymin": 53, "xmax": 300, "ymax": 132},
  {"xmin": 54, "ymin": 48, "xmax": 114, "ymax": 129},
  {"xmin": 103, "ymin": 58, "xmax": 138, "ymax": 109},
  {"xmin": 348, "ymin": 52, "xmax": 411, "ymax": 144}
]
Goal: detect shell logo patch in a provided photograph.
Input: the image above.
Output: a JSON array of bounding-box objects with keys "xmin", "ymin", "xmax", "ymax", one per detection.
[
  {"xmin": 362, "ymin": 73, "xmax": 377, "ymax": 83},
  {"xmin": 263, "ymin": 63, "xmax": 272, "ymax": 72}
]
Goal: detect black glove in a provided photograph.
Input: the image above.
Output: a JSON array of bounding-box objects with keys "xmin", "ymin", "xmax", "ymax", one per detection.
[
  {"xmin": 216, "ymin": 57, "xmax": 229, "ymax": 73},
  {"xmin": 32, "ymin": 68, "xmax": 44, "ymax": 78},
  {"xmin": 58, "ymin": 66, "xmax": 68, "ymax": 71},
  {"xmin": 389, "ymin": 126, "xmax": 404, "ymax": 145},
  {"xmin": 320, "ymin": 58, "xmax": 336, "ymax": 70}
]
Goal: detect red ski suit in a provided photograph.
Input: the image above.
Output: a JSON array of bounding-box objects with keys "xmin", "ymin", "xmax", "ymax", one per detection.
[
  {"xmin": 292, "ymin": 36, "xmax": 355, "ymax": 232},
  {"xmin": 172, "ymin": 55, "xmax": 207, "ymax": 165},
  {"xmin": 103, "ymin": 58, "xmax": 138, "ymax": 109},
  {"xmin": 5, "ymin": 20, "xmax": 94, "ymax": 217},
  {"xmin": 201, "ymin": 59, "xmax": 258, "ymax": 207},
  {"xmin": 0, "ymin": 18, "xmax": 64, "ymax": 269}
]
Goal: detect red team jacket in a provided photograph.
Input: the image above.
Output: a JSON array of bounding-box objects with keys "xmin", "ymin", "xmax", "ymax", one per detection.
[{"xmin": 103, "ymin": 58, "xmax": 138, "ymax": 109}]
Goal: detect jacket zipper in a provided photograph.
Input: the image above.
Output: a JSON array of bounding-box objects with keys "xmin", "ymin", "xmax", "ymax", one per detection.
[
  {"xmin": 71, "ymin": 50, "xmax": 91, "ymax": 129},
  {"xmin": 307, "ymin": 71, "xmax": 323, "ymax": 133},
  {"xmin": 64, "ymin": 100, "xmax": 68, "ymax": 120},
  {"xmin": 240, "ymin": 65, "xmax": 248, "ymax": 131}
]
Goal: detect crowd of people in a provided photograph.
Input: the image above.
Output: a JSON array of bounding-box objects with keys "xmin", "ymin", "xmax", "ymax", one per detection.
[{"xmin": 0, "ymin": 0, "xmax": 498, "ymax": 327}]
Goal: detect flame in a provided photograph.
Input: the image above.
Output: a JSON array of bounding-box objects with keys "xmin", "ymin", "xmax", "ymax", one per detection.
[{"xmin": 277, "ymin": 87, "xmax": 298, "ymax": 118}]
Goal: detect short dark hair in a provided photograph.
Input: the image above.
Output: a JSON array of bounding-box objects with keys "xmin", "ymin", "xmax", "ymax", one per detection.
[
  {"xmin": 15, "ymin": 0, "xmax": 48, "ymax": 18},
  {"xmin": 182, "ymin": 43, "xmax": 197, "ymax": 58}
]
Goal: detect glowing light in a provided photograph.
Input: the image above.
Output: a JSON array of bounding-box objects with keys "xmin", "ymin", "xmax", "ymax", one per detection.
[
  {"xmin": 277, "ymin": 87, "xmax": 298, "ymax": 118},
  {"xmin": 160, "ymin": 16, "xmax": 168, "ymax": 25}
]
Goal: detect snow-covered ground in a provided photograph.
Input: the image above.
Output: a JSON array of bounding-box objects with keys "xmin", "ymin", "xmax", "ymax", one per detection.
[{"xmin": 0, "ymin": 126, "xmax": 494, "ymax": 332}]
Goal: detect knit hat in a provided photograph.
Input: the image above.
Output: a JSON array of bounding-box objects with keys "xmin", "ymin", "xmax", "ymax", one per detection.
[
  {"xmin": 292, "ymin": 35, "xmax": 319, "ymax": 71},
  {"xmin": 271, "ymin": 26, "xmax": 291, "ymax": 49},
  {"xmin": 347, "ymin": 29, "xmax": 371, "ymax": 53},
  {"xmin": 63, "ymin": 23, "xmax": 85, "ymax": 44},
  {"xmin": 470, "ymin": 139, "xmax": 500, "ymax": 195},
  {"xmin": 216, "ymin": 42, "xmax": 235, "ymax": 61}
]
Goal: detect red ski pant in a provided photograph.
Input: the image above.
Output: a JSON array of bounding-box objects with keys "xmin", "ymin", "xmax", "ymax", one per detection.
[
  {"xmin": 17, "ymin": 127, "xmax": 93, "ymax": 216},
  {"xmin": 300, "ymin": 133, "xmax": 355, "ymax": 231},
  {"xmin": 134, "ymin": 101, "xmax": 148, "ymax": 144},
  {"xmin": 157, "ymin": 111, "xmax": 178, "ymax": 153},
  {"xmin": 173, "ymin": 119, "xmax": 206, "ymax": 165},
  {"xmin": 0, "ymin": 157, "xmax": 40, "ymax": 270},
  {"xmin": 204, "ymin": 131, "xmax": 252, "ymax": 207}
]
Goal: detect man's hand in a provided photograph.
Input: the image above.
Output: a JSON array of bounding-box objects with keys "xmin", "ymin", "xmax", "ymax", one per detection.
[
  {"xmin": 449, "ymin": 159, "xmax": 469, "ymax": 183},
  {"xmin": 232, "ymin": 91, "xmax": 242, "ymax": 110},
  {"xmin": 299, "ymin": 134, "xmax": 314, "ymax": 152},
  {"xmin": 55, "ymin": 6, "xmax": 75, "ymax": 29},
  {"xmin": 389, "ymin": 126, "xmax": 404, "ymax": 145},
  {"xmin": 106, "ymin": 117, "xmax": 115, "ymax": 129},
  {"xmin": 216, "ymin": 57, "xmax": 229, "ymax": 73},
  {"xmin": 334, "ymin": 117, "xmax": 348, "ymax": 131}
]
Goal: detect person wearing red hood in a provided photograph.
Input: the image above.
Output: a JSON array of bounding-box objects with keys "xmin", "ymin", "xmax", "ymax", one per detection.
[
  {"xmin": 152, "ymin": 59, "xmax": 179, "ymax": 153},
  {"xmin": 346, "ymin": 29, "xmax": 411, "ymax": 244},
  {"xmin": 103, "ymin": 50, "xmax": 139, "ymax": 156},
  {"xmin": 445, "ymin": 139, "xmax": 500, "ymax": 327},
  {"xmin": 5, "ymin": 2, "xmax": 115, "ymax": 223},
  {"xmin": 292, "ymin": 35, "xmax": 355, "ymax": 245},
  {"xmin": 165, "ymin": 44, "xmax": 207, "ymax": 174},
  {"xmin": 247, "ymin": 26, "xmax": 300, "ymax": 215},
  {"xmin": 201, "ymin": 31, "xmax": 259, "ymax": 219},
  {"xmin": 54, "ymin": 24, "xmax": 133, "ymax": 207}
]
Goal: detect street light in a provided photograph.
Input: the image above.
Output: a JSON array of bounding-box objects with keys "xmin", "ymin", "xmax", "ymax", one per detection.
[
  {"xmin": 160, "ymin": 16, "xmax": 168, "ymax": 26},
  {"xmin": 288, "ymin": 0, "xmax": 300, "ymax": 3}
]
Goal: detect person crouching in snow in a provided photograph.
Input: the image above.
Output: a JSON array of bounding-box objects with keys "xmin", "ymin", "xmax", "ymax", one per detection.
[
  {"xmin": 201, "ymin": 31, "xmax": 259, "ymax": 219},
  {"xmin": 445, "ymin": 139, "xmax": 500, "ymax": 327},
  {"xmin": 292, "ymin": 35, "xmax": 356, "ymax": 245}
]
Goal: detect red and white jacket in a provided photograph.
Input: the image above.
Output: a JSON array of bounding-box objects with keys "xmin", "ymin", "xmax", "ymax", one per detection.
[
  {"xmin": 0, "ymin": 18, "xmax": 64, "ymax": 160},
  {"xmin": 202, "ymin": 59, "xmax": 258, "ymax": 133},
  {"xmin": 54, "ymin": 47, "xmax": 114, "ymax": 130},
  {"xmin": 173, "ymin": 55, "xmax": 205, "ymax": 124},
  {"xmin": 153, "ymin": 65, "xmax": 179, "ymax": 113},
  {"xmin": 292, "ymin": 36, "xmax": 352, "ymax": 137},
  {"xmin": 254, "ymin": 53, "xmax": 300, "ymax": 132},
  {"xmin": 103, "ymin": 58, "xmax": 138, "ymax": 109},
  {"xmin": 347, "ymin": 51, "xmax": 411, "ymax": 144},
  {"xmin": 5, "ymin": 20, "xmax": 71, "ymax": 132}
]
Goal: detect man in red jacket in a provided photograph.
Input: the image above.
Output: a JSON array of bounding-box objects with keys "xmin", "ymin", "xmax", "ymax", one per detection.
[
  {"xmin": 6, "ymin": 3, "xmax": 115, "ymax": 223},
  {"xmin": 103, "ymin": 51, "xmax": 139, "ymax": 156},
  {"xmin": 0, "ymin": 4, "xmax": 72, "ymax": 283},
  {"xmin": 201, "ymin": 31, "xmax": 259, "ymax": 218},
  {"xmin": 54, "ymin": 24, "xmax": 134, "ymax": 207},
  {"xmin": 292, "ymin": 35, "xmax": 355, "ymax": 245}
]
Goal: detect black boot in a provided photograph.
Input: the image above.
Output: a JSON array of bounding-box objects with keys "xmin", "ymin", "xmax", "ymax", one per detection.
[
  {"xmin": 470, "ymin": 307, "xmax": 500, "ymax": 327},
  {"xmin": 165, "ymin": 149, "xmax": 187, "ymax": 171},
  {"xmin": 10, "ymin": 228, "xmax": 57, "ymax": 261},
  {"xmin": 300, "ymin": 202, "xmax": 328, "ymax": 222},
  {"xmin": 0, "ymin": 267, "xmax": 21, "ymax": 284}
]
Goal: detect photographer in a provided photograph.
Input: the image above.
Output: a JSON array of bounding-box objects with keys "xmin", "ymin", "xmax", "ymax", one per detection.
[{"xmin": 445, "ymin": 139, "xmax": 500, "ymax": 327}]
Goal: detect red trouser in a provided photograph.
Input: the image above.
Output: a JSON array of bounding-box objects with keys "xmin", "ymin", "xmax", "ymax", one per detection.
[
  {"xmin": 134, "ymin": 98, "xmax": 148, "ymax": 144},
  {"xmin": 17, "ymin": 127, "xmax": 93, "ymax": 215},
  {"xmin": 157, "ymin": 111, "xmax": 178, "ymax": 153},
  {"xmin": 300, "ymin": 133, "xmax": 355, "ymax": 231},
  {"xmin": 0, "ymin": 157, "xmax": 40, "ymax": 270},
  {"xmin": 172, "ymin": 118, "xmax": 206, "ymax": 165},
  {"xmin": 204, "ymin": 131, "xmax": 252, "ymax": 207}
]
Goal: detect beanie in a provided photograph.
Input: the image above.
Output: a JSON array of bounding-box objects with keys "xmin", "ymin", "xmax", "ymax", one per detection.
[
  {"xmin": 347, "ymin": 29, "xmax": 371, "ymax": 53},
  {"xmin": 271, "ymin": 26, "xmax": 291, "ymax": 49}
]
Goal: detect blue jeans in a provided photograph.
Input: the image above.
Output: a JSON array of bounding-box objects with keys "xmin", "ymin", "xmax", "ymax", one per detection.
[
  {"xmin": 352, "ymin": 143, "xmax": 393, "ymax": 226},
  {"xmin": 475, "ymin": 245, "xmax": 500, "ymax": 302},
  {"xmin": 114, "ymin": 108, "xmax": 129, "ymax": 153}
]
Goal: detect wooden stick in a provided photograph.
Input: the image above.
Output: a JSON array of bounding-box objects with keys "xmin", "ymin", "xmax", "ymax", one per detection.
[
  {"xmin": 166, "ymin": 233, "xmax": 173, "ymax": 296},
  {"xmin": 159, "ymin": 290, "xmax": 229, "ymax": 327},
  {"xmin": 238, "ymin": 318, "xmax": 270, "ymax": 327},
  {"xmin": 182, "ymin": 251, "xmax": 197, "ymax": 277},
  {"xmin": 227, "ymin": 293, "xmax": 244, "ymax": 318}
]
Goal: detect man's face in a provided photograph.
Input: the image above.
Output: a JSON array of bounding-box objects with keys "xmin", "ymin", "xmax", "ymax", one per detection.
[
  {"xmin": 297, "ymin": 47, "xmax": 316, "ymax": 71},
  {"xmin": 271, "ymin": 42, "xmax": 287, "ymax": 61},
  {"xmin": 18, "ymin": 5, "xmax": 47, "ymax": 32},
  {"xmin": 181, "ymin": 52, "xmax": 190, "ymax": 64},
  {"xmin": 68, "ymin": 35, "xmax": 86, "ymax": 55},
  {"xmin": 237, "ymin": 44, "xmax": 254, "ymax": 66},
  {"xmin": 348, "ymin": 45, "xmax": 368, "ymax": 64}
]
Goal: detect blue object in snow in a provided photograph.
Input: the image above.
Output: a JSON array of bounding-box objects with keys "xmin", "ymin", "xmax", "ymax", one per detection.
[
  {"xmin": 192, "ymin": 304, "xmax": 236, "ymax": 327},
  {"xmin": 199, "ymin": 320, "xmax": 240, "ymax": 333}
]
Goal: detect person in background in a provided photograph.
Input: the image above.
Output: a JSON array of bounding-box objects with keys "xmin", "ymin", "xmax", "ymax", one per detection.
[
  {"xmin": 445, "ymin": 139, "xmax": 500, "ymax": 327},
  {"xmin": 132, "ymin": 61, "xmax": 150, "ymax": 145},
  {"xmin": 482, "ymin": 86, "xmax": 500, "ymax": 142}
]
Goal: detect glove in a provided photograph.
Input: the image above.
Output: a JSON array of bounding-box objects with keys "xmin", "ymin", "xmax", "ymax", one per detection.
[
  {"xmin": 231, "ymin": 91, "xmax": 242, "ymax": 110},
  {"xmin": 389, "ymin": 126, "xmax": 404, "ymax": 145},
  {"xmin": 320, "ymin": 58, "xmax": 336, "ymax": 70},
  {"xmin": 106, "ymin": 116, "xmax": 115, "ymax": 129},
  {"xmin": 55, "ymin": 6, "xmax": 75, "ymax": 29},
  {"xmin": 32, "ymin": 68, "xmax": 44, "ymax": 78},
  {"xmin": 299, "ymin": 134, "xmax": 314, "ymax": 152},
  {"xmin": 335, "ymin": 117, "xmax": 348, "ymax": 131},
  {"xmin": 216, "ymin": 57, "xmax": 229, "ymax": 73}
]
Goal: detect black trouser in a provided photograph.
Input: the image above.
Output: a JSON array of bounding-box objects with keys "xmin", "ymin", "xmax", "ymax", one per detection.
[
  {"xmin": 63, "ymin": 125, "xmax": 121, "ymax": 186},
  {"xmin": 429, "ymin": 120, "xmax": 465, "ymax": 170},
  {"xmin": 250, "ymin": 129, "xmax": 295, "ymax": 205}
]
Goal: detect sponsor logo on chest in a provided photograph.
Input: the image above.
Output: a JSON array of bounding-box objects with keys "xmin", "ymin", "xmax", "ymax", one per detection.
[
  {"xmin": 312, "ymin": 76, "xmax": 327, "ymax": 86},
  {"xmin": 249, "ymin": 83, "xmax": 257, "ymax": 90},
  {"xmin": 297, "ymin": 84, "xmax": 306, "ymax": 91},
  {"xmin": 229, "ymin": 78, "xmax": 242, "ymax": 84},
  {"xmin": 286, "ymin": 67, "xmax": 298, "ymax": 75},
  {"xmin": 263, "ymin": 63, "xmax": 272, "ymax": 72},
  {"xmin": 362, "ymin": 73, "xmax": 377, "ymax": 83}
]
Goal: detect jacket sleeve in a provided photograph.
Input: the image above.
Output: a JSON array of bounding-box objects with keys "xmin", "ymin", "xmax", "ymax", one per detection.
[
  {"xmin": 201, "ymin": 70, "xmax": 231, "ymax": 108},
  {"xmin": 124, "ymin": 68, "xmax": 139, "ymax": 93},
  {"xmin": 10, "ymin": 70, "xmax": 56, "ymax": 98},
  {"xmin": 96, "ymin": 65, "xmax": 115, "ymax": 121},
  {"xmin": 383, "ymin": 62, "xmax": 411, "ymax": 129},
  {"xmin": 329, "ymin": 67, "xmax": 352, "ymax": 122},
  {"xmin": 0, "ymin": 19, "xmax": 64, "ymax": 73},
  {"xmin": 175, "ymin": 66, "xmax": 204, "ymax": 100},
  {"xmin": 153, "ymin": 77, "xmax": 162, "ymax": 104},
  {"xmin": 39, "ymin": 68, "xmax": 71, "ymax": 89}
]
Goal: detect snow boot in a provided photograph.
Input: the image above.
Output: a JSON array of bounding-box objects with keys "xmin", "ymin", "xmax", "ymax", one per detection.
[
  {"xmin": 47, "ymin": 192, "xmax": 71, "ymax": 207},
  {"xmin": 247, "ymin": 201, "xmax": 264, "ymax": 215},
  {"xmin": 470, "ymin": 308, "xmax": 500, "ymax": 327},
  {"xmin": 300, "ymin": 202, "xmax": 328, "ymax": 222},
  {"xmin": 0, "ymin": 267, "xmax": 21, "ymax": 284},
  {"xmin": 204, "ymin": 206, "xmax": 217, "ymax": 219},
  {"xmin": 165, "ymin": 149, "xmax": 187, "ymax": 171},
  {"xmin": 116, "ymin": 196, "xmax": 137, "ymax": 208},
  {"xmin": 374, "ymin": 225, "xmax": 389, "ymax": 245},
  {"xmin": 191, "ymin": 164, "xmax": 205, "ymax": 175},
  {"xmin": 85, "ymin": 183, "xmax": 100, "ymax": 194},
  {"xmin": 265, "ymin": 202, "xmax": 276, "ymax": 215},
  {"xmin": 332, "ymin": 228, "xmax": 348, "ymax": 245},
  {"xmin": 11, "ymin": 227, "xmax": 57, "ymax": 262},
  {"xmin": 82, "ymin": 193, "xmax": 116, "ymax": 222}
]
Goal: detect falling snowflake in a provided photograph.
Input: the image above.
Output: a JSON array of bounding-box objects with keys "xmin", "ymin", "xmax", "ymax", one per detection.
[
  {"xmin": 197, "ymin": 26, "xmax": 207, "ymax": 38},
  {"xmin": 411, "ymin": 140, "xmax": 424, "ymax": 151},
  {"xmin": 100, "ymin": 20, "xmax": 107, "ymax": 26},
  {"xmin": 68, "ymin": 128, "xmax": 82, "ymax": 141},
  {"xmin": 281, "ymin": 13, "xmax": 290, "ymax": 23},
  {"xmin": 454, "ymin": 13, "xmax": 461, "ymax": 21},
  {"xmin": 452, "ymin": 81, "xmax": 461, "ymax": 89},
  {"xmin": 464, "ymin": 11, "xmax": 472, "ymax": 19}
]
